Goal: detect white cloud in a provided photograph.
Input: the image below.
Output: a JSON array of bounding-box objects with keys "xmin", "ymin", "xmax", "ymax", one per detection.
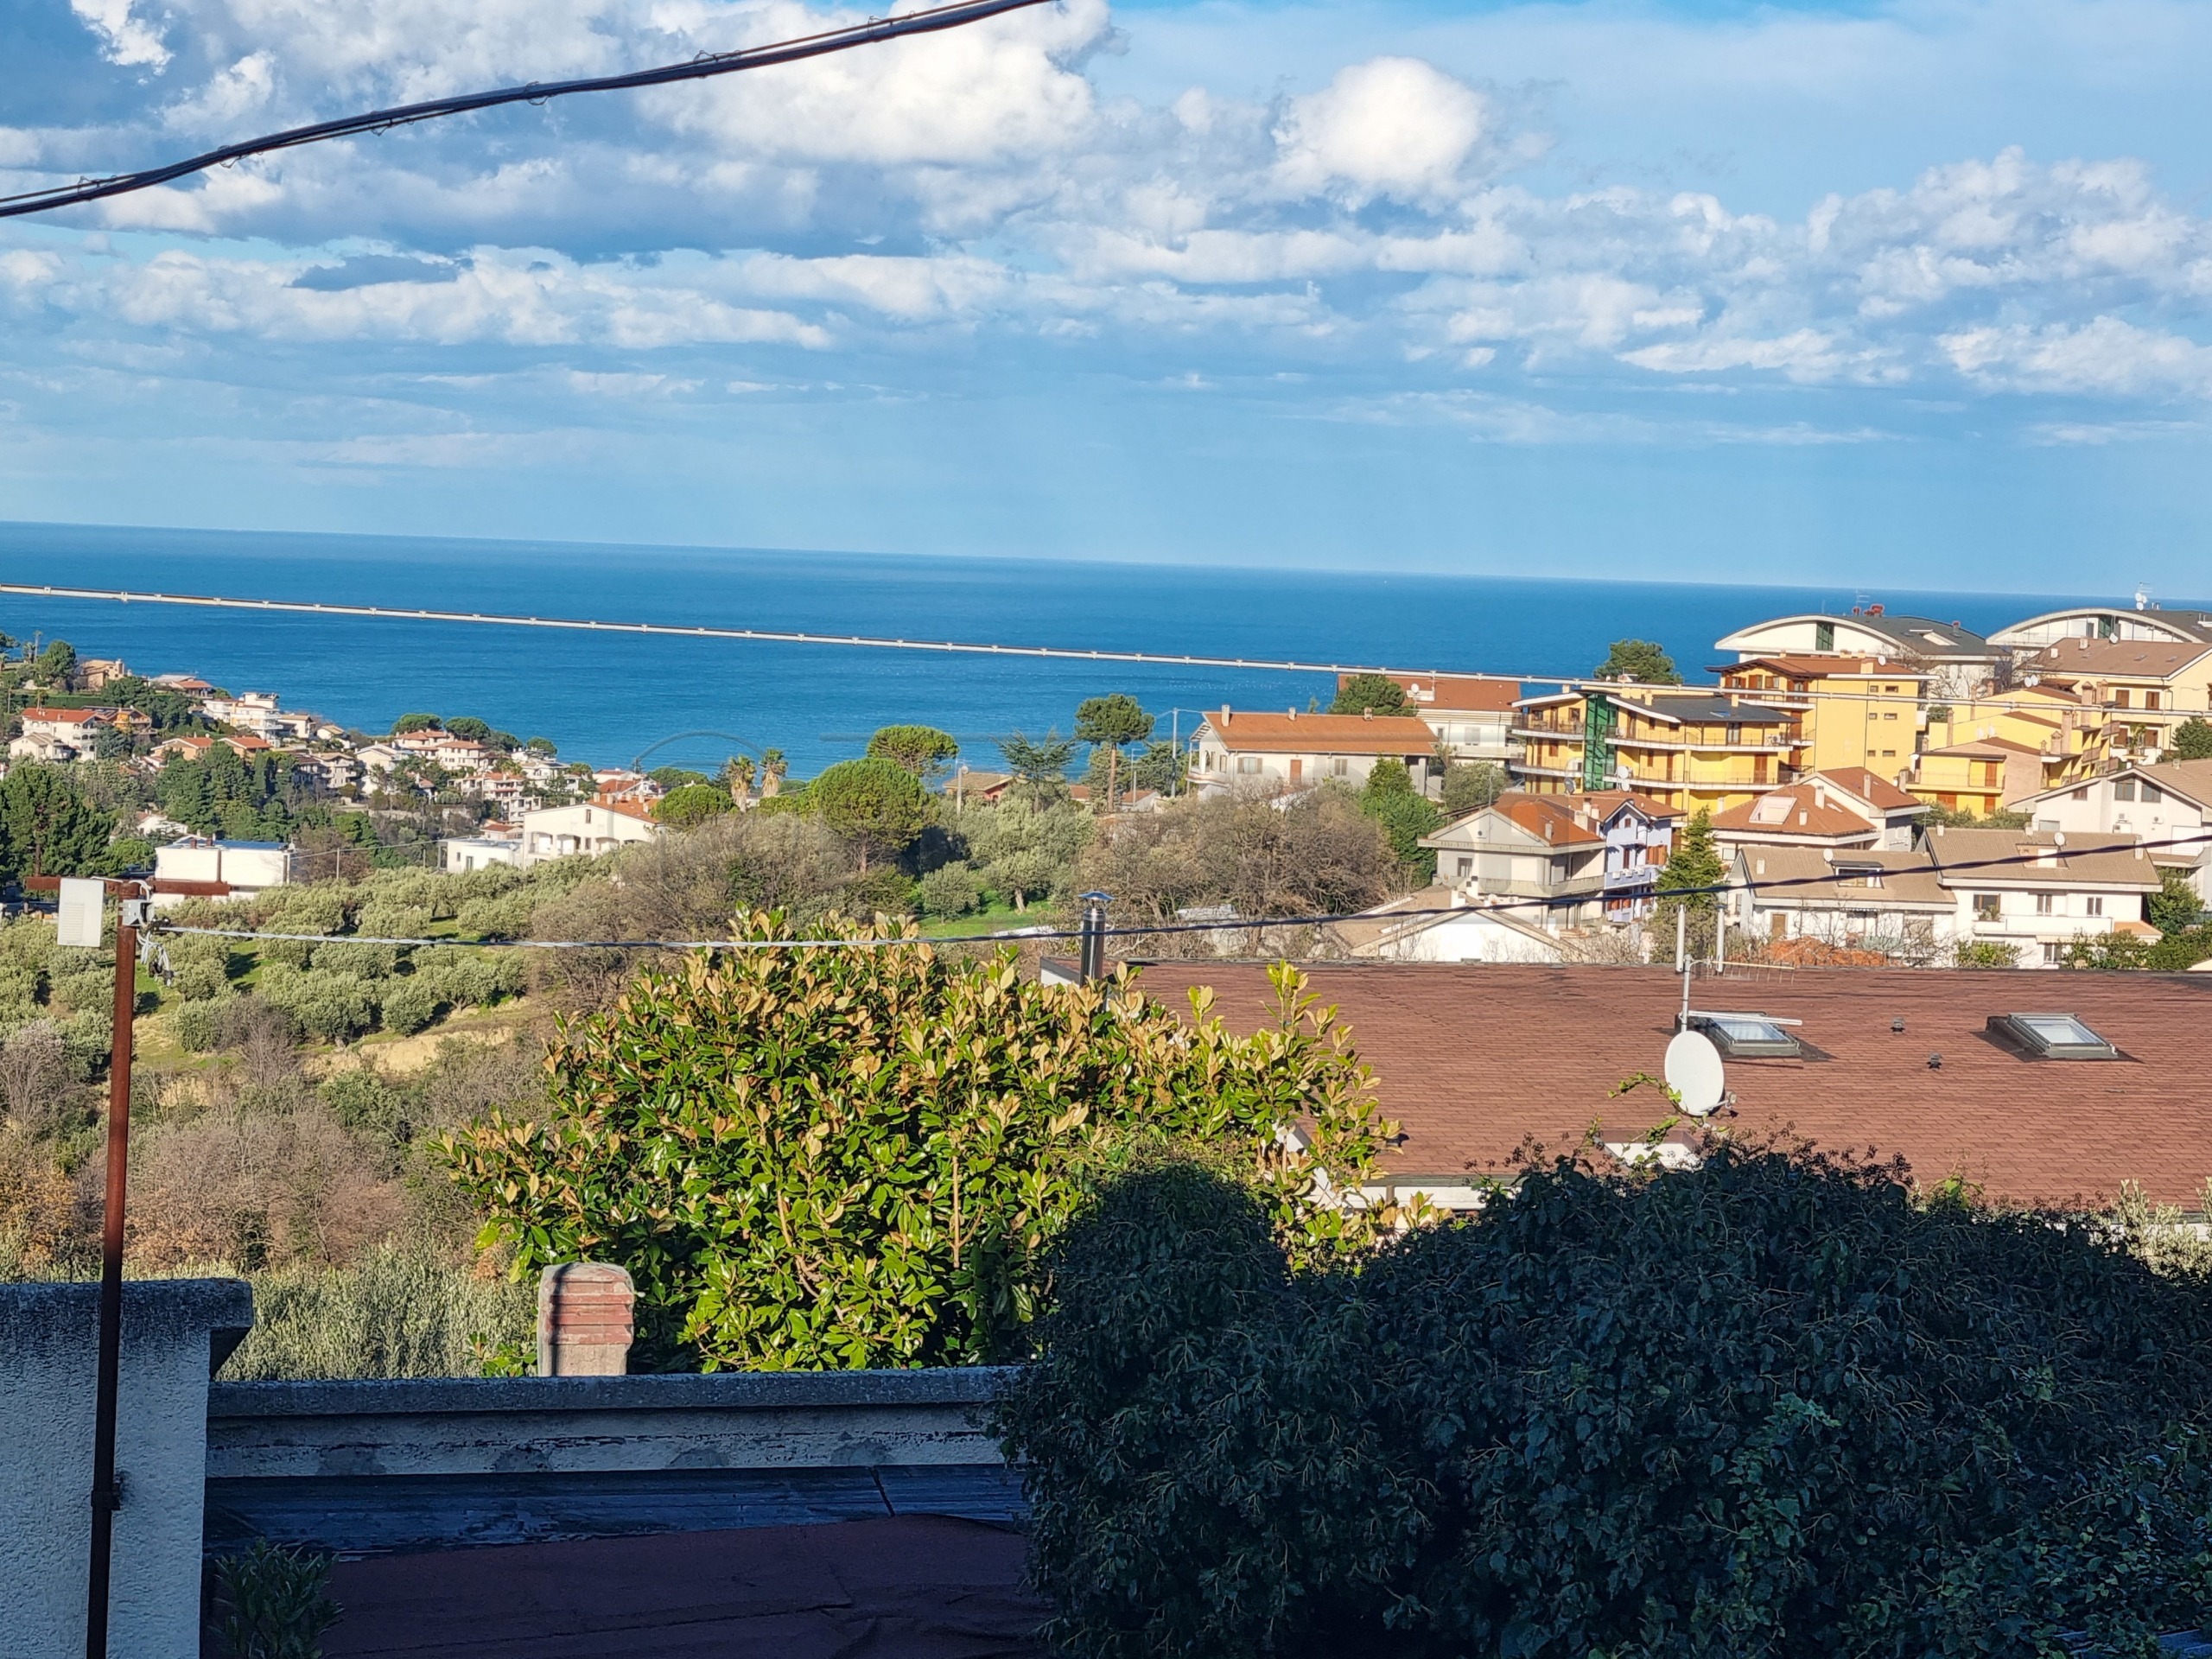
[
  {"xmin": 1942, "ymin": 316, "xmax": 2212, "ymax": 397},
  {"xmin": 1273, "ymin": 57, "xmax": 1492, "ymax": 205},
  {"xmin": 70, "ymin": 0, "xmax": 171, "ymax": 67}
]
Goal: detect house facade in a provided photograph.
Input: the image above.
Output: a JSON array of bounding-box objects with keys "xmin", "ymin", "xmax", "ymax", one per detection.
[
  {"xmin": 1713, "ymin": 610, "xmax": 2000, "ymax": 698},
  {"xmin": 1186, "ymin": 708, "xmax": 1440, "ymax": 798},
  {"xmin": 1512, "ymin": 688, "xmax": 1794, "ymax": 815},
  {"xmin": 518, "ymin": 798, "xmax": 662, "ymax": 867},
  {"xmin": 2012, "ymin": 760, "xmax": 2212, "ymax": 899},
  {"xmin": 1712, "ymin": 656, "xmax": 1924, "ymax": 779},
  {"xmin": 151, "ymin": 836, "xmax": 293, "ymax": 906},
  {"xmin": 1709, "ymin": 770, "xmax": 1925, "ymax": 855},
  {"xmin": 1926, "ymin": 827, "xmax": 2162, "ymax": 965},
  {"xmin": 1338, "ymin": 673, "xmax": 1521, "ymax": 766},
  {"xmin": 1419, "ymin": 791, "xmax": 1675, "ymax": 928}
]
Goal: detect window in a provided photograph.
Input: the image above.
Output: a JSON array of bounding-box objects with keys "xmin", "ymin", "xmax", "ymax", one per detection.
[
  {"xmin": 1974, "ymin": 893, "xmax": 2001, "ymax": 921},
  {"xmin": 1815, "ymin": 621, "xmax": 1835, "ymax": 651},
  {"xmin": 1331, "ymin": 757, "xmax": 1350, "ymax": 777},
  {"xmin": 1987, "ymin": 1012, "xmax": 2120, "ymax": 1060},
  {"xmin": 2143, "ymin": 785, "xmax": 2163, "ymax": 805},
  {"xmin": 2072, "ymin": 787, "xmax": 2089, "ymax": 801},
  {"xmin": 1455, "ymin": 856, "xmax": 1472, "ymax": 878},
  {"xmin": 2086, "ymin": 895, "xmax": 2103, "ymax": 918},
  {"xmin": 1883, "ymin": 710, "xmax": 1898, "ymax": 721},
  {"xmin": 2147, "ymin": 690, "xmax": 2163, "ymax": 710},
  {"xmin": 1236, "ymin": 755, "xmax": 1263, "ymax": 774},
  {"xmin": 2042, "ymin": 942, "xmax": 2065, "ymax": 965},
  {"xmin": 1690, "ymin": 1012, "xmax": 1802, "ymax": 1058},
  {"xmin": 2114, "ymin": 688, "xmax": 2132, "ymax": 709},
  {"xmin": 2114, "ymin": 780, "xmax": 2136, "ymax": 801},
  {"xmin": 2034, "ymin": 893, "xmax": 2054, "ymax": 915}
]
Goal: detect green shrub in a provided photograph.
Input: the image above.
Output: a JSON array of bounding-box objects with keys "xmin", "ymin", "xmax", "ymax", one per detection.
[
  {"xmin": 377, "ymin": 979, "xmax": 439, "ymax": 1036},
  {"xmin": 169, "ymin": 940, "xmax": 236, "ymax": 1001},
  {"xmin": 258, "ymin": 967, "xmax": 378, "ymax": 1044},
  {"xmin": 261, "ymin": 887, "xmax": 349, "ymax": 937},
  {"xmin": 355, "ymin": 900, "xmax": 434, "ymax": 941},
  {"xmin": 1001, "ymin": 1147, "xmax": 2212, "ymax": 1659},
  {"xmin": 442, "ymin": 923, "xmax": 1406, "ymax": 1370},
  {"xmin": 219, "ymin": 1243, "xmax": 536, "ymax": 1380},
  {"xmin": 173, "ymin": 1001, "xmax": 222, "ymax": 1053},
  {"xmin": 209, "ymin": 1539, "xmax": 340, "ymax": 1659},
  {"xmin": 454, "ymin": 892, "xmax": 537, "ymax": 941},
  {"xmin": 309, "ymin": 940, "xmax": 399, "ymax": 979},
  {"xmin": 918, "ymin": 861, "xmax": 985, "ymax": 918}
]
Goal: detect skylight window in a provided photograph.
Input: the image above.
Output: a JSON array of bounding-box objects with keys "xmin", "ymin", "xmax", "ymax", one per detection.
[
  {"xmin": 1689, "ymin": 1012, "xmax": 1802, "ymax": 1058},
  {"xmin": 1986, "ymin": 1013, "xmax": 2120, "ymax": 1061}
]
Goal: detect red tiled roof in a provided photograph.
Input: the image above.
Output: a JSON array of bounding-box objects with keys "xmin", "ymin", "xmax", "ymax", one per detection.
[
  {"xmin": 1710, "ymin": 785, "xmax": 1876, "ymax": 841},
  {"xmin": 1205, "ymin": 709, "xmax": 1439, "ymax": 755},
  {"xmin": 1126, "ymin": 962, "xmax": 2212, "ymax": 1208},
  {"xmin": 1344, "ymin": 672, "xmax": 1521, "ymax": 713},
  {"xmin": 21, "ymin": 706, "xmax": 105, "ymax": 724},
  {"xmin": 1815, "ymin": 766, "xmax": 1920, "ymax": 811},
  {"xmin": 1491, "ymin": 794, "xmax": 1604, "ymax": 848}
]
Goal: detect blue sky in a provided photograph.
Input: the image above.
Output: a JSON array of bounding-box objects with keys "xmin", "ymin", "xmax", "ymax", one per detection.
[{"xmin": 1, "ymin": 0, "xmax": 2208, "ymax": 594}]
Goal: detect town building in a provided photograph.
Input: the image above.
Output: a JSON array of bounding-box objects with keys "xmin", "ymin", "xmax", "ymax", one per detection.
[
  {"xmin": 200, "ymin": 691, "xmax": 284, "ymax": 737},
  {"xmin": 440, "ymin": 836, "xmax": 524, "ymax": 873},
  {"xmin": 1337, "ymin": 673, "xmax": 1521, "ymax": 766},
  {"xmin": 2012, "ymin": 760, "xmax": 2212, "ymax": 899},
  {"xmin": 2010, "ymin": 635, "xmax": 2212, "ymax": 760},
  {"xmin": 1419, "ymin": 790, "xmax": 1678, "ymax": 928},
  {"xmin": 10, "ymin": 706, "xmax": 112, "ymax": 763},
  {"xmin": 1731, "ymin": 845, "xmax": 1957, "ymax": 957},
  {"xmin": 1926, "ymin": 827, "xmax": 2162, "ymax": 965},
  {"xmin": 1185, "ymin": 708, "xmax": 1440, "ymax": 798},
  {"xmin": 1989, "ymin": 603, "xmax": 2212, "ymax": 652},
  {"xmin": 518, "ymin": 798, "xmax": 662, "ymax": 867},
  {"xmin": 1713, "ymin": 609, "xmax": 2001, "ymax": 698},
  {"xmin": 1324, "ymin": 888, "xmax": 1565, "ymax": 963},
  {"xmin": 1708, "ymin": 770, "xmax": 1925, "ymax": 855},
  {"xmin": 1906, "ymin": 737, "xmax": 2045, "ymax": 818},
  {"xmin": 1511, "ymin": 687, "xmax": 1794, "ymax": 815},
  {"xmin": 75, "ymin": 658, "xmax": 130, "ymax": 690},
  {"xmin": 1713, "ymin": 656, "xmax": 1924, "ymax": 779}
]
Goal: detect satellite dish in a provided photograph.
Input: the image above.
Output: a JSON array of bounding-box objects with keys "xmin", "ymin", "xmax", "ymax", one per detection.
[{"xmin": 1664, "ymin": 1029, "xmax": 1726, "ymax": 1117}]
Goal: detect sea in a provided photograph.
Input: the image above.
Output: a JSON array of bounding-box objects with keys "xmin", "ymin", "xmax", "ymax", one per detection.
[{"xmin": 0, "ymin": 519, "xmax": 2163, "ymax": 778}]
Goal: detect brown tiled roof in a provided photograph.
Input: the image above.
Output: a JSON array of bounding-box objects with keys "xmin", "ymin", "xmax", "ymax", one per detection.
[
  {"xmin": 1126, "ymin": 961, "xmax": 2212, "ymax": 1207},
  {"xmin": 1576, "ymin": 788, "xmax": 1682, "ymax": 822},
  {"xmin": 1734, "ymin": 845, "xmax": 1950, "ymax": 908},
  {"xmin": 2144, "ymin": 760, "xmax": 2212, "ymax": 810},
  {"xmin": 1926, "ymin": 829, "xmax": 2160, "ymax": 892},
  {"xmin": 1345, "ymin": 672, "xmax": 1521, "ymax": 713},
  {"xmin": 1710, "ymin": 785, "xmax": 1877, "ymax": 842},
  {"xmin": 1491, "ymin": 794, "xmax": 1604, "ymax": 848},
  {"xmin": 1719, "ymin": 655, "xmax": 1928, "ymax": 680},
  {"xmin": 1925, "ymin": 737, "xmax": 2042, "ymax": 758},
  {"xmin": 2027, "ymin": 638, "xmax": 2212, "ymax": 678},
  {"xmin": 1814, "ymin": 767, "xmax": 1920, "ymax": 811},
  {"xmin": 21, "ymin": 706, "xmax": 105, "ymax": 724},
  {"xmin": 1205, "ymin": 709, "xmax": 1438, "ymax": 755}
]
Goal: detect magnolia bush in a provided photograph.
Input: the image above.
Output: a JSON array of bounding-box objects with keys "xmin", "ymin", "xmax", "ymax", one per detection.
[{"xmin": 442, "ymin": 914, "xmax": 1406, "ymax": 1370}]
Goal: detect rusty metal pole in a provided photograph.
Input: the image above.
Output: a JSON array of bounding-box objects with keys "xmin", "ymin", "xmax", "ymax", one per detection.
[{"xmin": 85, "ymin": 890, "xmax": 144, "ymax": 1659}]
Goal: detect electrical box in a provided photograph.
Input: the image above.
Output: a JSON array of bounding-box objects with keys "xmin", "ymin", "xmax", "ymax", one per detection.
[{"xmin": 56, "ymin": 878, "xmax": 105, "ymax": 949}]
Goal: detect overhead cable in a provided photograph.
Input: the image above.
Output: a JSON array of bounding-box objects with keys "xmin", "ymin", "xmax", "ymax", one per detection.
[{"xmin": 0, "ymin": 0, "xmax": 1053, "ymax": 221}]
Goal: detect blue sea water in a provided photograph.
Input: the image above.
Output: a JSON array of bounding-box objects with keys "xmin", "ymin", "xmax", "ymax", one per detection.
[{"xmin": 0, "ymin": 519, "xmax": 2161, "ymax": 777}]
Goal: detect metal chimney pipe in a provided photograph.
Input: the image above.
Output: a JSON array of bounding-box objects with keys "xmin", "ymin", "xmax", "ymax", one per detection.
[{"xmin": 1078, "ymin": 891, "xmax": 1111, "ymax": 982}]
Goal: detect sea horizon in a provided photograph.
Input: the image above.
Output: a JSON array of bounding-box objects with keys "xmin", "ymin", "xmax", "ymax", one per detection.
[{"xmin": 0, "ymin": 518, "xmax": 2187, "ymax": 777}]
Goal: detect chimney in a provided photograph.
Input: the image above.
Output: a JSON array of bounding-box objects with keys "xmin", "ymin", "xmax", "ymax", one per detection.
[
  {"xmin": 1363, "ymin": 709, "xmax": 1373, "ymax": 721},
  {"xmin": 1287, "ymin": 708, "xmax": 1296, "ymax": 720}
]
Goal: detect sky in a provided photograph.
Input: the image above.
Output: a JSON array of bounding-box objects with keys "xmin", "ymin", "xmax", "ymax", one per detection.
[{"xmin": 0, "ymin": 0, "xmax": 2208, "ymax": 593}]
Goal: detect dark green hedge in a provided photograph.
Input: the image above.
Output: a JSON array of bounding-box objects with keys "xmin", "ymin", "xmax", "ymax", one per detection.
[{"xmin": 998, "ymin": 1150, "xmax": 2212, "ymax": 1658}]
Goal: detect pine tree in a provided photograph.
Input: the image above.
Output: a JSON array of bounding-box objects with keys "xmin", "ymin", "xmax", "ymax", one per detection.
[{"xmin": 1655, "ymin": 807, "xmax": 1726, "ymax": 956}]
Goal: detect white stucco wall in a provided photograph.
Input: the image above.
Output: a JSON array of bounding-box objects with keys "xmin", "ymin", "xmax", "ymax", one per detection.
[{"xmin": 0, "ymin": 1280, "xmax": 253, "ymax": 1659}]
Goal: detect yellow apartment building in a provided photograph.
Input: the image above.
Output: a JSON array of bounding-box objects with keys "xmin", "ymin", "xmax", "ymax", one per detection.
[
  {"xmin": 1512, "ymin": 686, "xmax": 1794, "ymax": 816},
  {"xmin": 1713, "ymin": 655, "xmax": 1923, "ymax": 779}
]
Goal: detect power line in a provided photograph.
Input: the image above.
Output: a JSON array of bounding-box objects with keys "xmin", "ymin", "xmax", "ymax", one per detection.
[
  {"xmin": 0, "ymin": 0, "xmax": 1053, "ymax": 221},
  {"xmin": 0, "ymin": 581, "xmax": 2158, "ymax": 718}
]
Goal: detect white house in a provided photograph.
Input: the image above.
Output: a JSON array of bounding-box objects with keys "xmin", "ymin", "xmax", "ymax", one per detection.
[
  {"xmin": 1713, "ymin": 609, "xmax": 2000, "ymax": 697},
  {"xmin": 1708, "ymin": 769, "xmax": 1925, "ymax": 855},
  {"xmin": 518, "ymin": 798, "xmax": 662, "ymax": 867},
  {"xmin": 1325, "ymin": 887, "xmax": 1564, "ymax": 963},
  {"xmin": 440, "ymin": 836, "xmax": 524, "ymax": 874},
  {"xmin": 1187, "ymin": 708, "xmax": 1441, "ymax": 798},
  {"xmin": 200, "ymin": 691, "xmax": 283, "ymax": 737},
  {"xmin": 1421, "ymin": 791, "xmax": 1678, "ymax": 929},
  {"xmin": 1989, "ymin": 604, "xmax": 2212, "ymax": 652},
  {"xmin": 2012, "ymin": 760, "xmax": 2212, "ymax": 898},
  {"xmin": 1338, "ymin": 673, "xmax": 1521, "ymax": 766},
  {"xmin": 1929, "ymin": 828, "xmax": 2160, "ymax": 965},
  {"xmin": 11, "ymin": 706, "xmax": 111, "ymax": 763},
  {"xmin": 151, "ymin": 836, "xmax": 293, "ymax": 906}
]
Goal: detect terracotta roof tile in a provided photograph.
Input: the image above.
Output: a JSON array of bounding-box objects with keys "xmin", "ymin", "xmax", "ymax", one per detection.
[
  {"xmin": 1344, "ymin": 672, "xmax": 1522, "ymax": 713},
  {"xmin": 1814, "ymin": 767, "xmax": 1920, "ymax": 811},
  {"xmin": 1206, "ymin": 709, "xmax": 1439, "ymax": 755},
  {"xmin": 1126, "ymin": 962, "xmax": 2212, "ymax": 1208}
]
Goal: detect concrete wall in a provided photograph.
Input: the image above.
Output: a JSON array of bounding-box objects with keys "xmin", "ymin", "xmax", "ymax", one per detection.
[
  {"xmin": 1, "ymin": 1279, "xmax": 252, "ymax": 1659},
  {"xmin": 206, "ymin": 1368, "xmax": 1020, "ymax": 1554}
]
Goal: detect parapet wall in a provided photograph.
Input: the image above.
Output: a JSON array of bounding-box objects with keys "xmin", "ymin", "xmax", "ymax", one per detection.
[{"xmin": 205, "ymin": 1367, "xmax": 1023, "ymax": 1554}]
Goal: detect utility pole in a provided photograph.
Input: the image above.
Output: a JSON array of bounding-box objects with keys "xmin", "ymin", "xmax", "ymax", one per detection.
[{"xmin": 60, "ymin": 877, "xmax": 150, "ymax": 1659}]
